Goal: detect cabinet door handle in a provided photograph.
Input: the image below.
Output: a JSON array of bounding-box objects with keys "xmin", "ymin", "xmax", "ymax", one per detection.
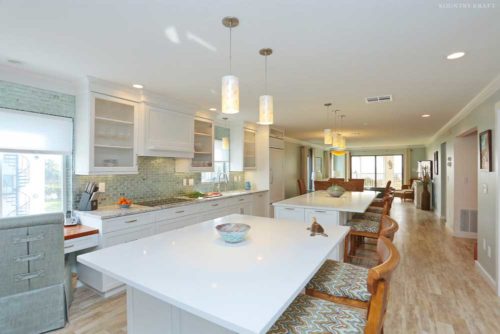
[
  {"xmin": 15, "ymin": 270, "xmax": 44, "ymax": 281},
  {"xmin": 125, "ymin": 219, "xmax": 138, "ymax": 224},
  {"xmin": 238, "ymin": 198, "xmax": 245, "ymax": 202},
  {"xmin": 211, "ymin": 203, "xmax": 219, "ymax": 207},
  {"xmin": 314, "ymin": 210, "xmax": 327, "ymax": 213},
  {"xmin": 175, "ymin": 210, "xmax": 185, "ymax": 214},
  {"xmin": 64, "ymin": 245, "xmax": 75, "ymax": 249},
  {"xmin": 285, "ymin": 208, "xmax": 295, "ymax": 211}
]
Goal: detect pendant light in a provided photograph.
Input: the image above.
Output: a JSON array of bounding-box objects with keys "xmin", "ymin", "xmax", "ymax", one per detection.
[
  {"xmin": 331, "ymin": 109, "xmax": 341, "ymax": 149},
  {"xmin": 338, "ymin": 115, "xmax": 346, "ymax": 150},
  {"xmin": 258, "ymin": 48, "xmax": 274, "ymax": 124},
  {"xmin": 221, "ymin": 17, "xmax": 239, "ymax": 114},
  {"xmin": 222, "ymin": 117, "xmax": 230, "ymax": 150},
  {"xmin": 323, "ymin": 103, "xmax": 332, "ymax": 144}
]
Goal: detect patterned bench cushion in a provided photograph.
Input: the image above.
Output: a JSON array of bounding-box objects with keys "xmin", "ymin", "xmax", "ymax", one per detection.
[
  {"xmin": 347, "ymin": 219, "xmax": 380, "ymax": 233},
  {"xmin": 306, "ymin": 260, "xmax": 370, "ymax": 302},
  {"xmin": 351, "ymin": 212, "xmax": 381, "ymax": 222},
  {"xmin": 267, "ymin": 294, "xmax": 366, "ymax": 334},
  {"xmin": 366, "ymin": 206, "xmax": 384, "ymax": 214}
]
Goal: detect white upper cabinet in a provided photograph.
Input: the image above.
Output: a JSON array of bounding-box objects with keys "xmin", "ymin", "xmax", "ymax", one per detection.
[
  {"xmin": 230, "ymin": 122, "xmax": 256, "ymax": 171},
  {"xmin": 75, "ymin": 92, "xmax": 139, "ymax": 175},
  {"xmin": 138, "ymin": 105, "xmax": 194, "ymax": 158}
]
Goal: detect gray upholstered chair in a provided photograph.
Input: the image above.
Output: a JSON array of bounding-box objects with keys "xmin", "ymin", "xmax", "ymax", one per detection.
[{"xmin": 0, "ymin": 212, "xmax": 67, "ymax": 333}]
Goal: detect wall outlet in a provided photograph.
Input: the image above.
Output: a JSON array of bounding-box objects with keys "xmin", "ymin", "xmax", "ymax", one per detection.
[
  {"xmin": 483, "ymin": 239, "xmax": 487, "ymax": 250},
  {"xmin": 482, "ymin": 184, "xmax": 488, "ymax": 194},
  {"xmin": 183, "ymin": 178, "xmax": 188, "ymax": 186},
  {"xmin": 98, "ymin": 182, "xmax": 106, "ymax": 192},
  {"xmin": 488, "ymin": 245, "xmax": 491, "ymax": 258},
  {"xmin": 189, "ymin": 178, "xmax": 194, "ymax": 186}
]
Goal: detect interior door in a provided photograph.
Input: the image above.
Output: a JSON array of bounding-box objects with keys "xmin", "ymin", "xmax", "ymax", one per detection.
[{"xmin": 270, "ymin": 148, "xmax": 285, "ymax": 204}]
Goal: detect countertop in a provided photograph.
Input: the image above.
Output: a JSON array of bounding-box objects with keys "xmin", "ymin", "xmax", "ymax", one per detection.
[
  {"xmin": 77, "ymin": 214, "xmax": 349, "ymax": 334},
  {"xmin": 272, "ymin": 190, "xmax": 378, "ymax": 213},
  {"xmin": 64, "ymin": 224, "xmax": 99, "ymax": 240},
  {"xmin": 75, "ymin": 189, "xmax": 268, "ymax": 220}
]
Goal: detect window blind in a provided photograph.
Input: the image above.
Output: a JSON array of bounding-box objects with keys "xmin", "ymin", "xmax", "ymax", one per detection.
[{"xmin": 0, "ymin": 108, "xmax": 73, "ymax": 154}]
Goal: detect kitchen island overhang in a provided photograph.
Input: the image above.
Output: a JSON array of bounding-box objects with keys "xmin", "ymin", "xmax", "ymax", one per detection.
[{"xmin": 77, "ymin": 214, "xmax": 350, "ymax": 334}]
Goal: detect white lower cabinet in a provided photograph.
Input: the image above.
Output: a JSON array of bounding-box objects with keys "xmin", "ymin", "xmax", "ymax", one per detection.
[
  {"xmin": 274, "ymin": 207, "xmax": 305, "ymax": 222},
  {"xmin": 252, "ymin": 191, "xmax": 268, "ymax": 217},
  {"xmin": 77, "ymin": 192, "xmax": 262, "ymax": 296},
  {"xmin": 304, "ymin": 208, "xmax": 339, "ymax": 226}
]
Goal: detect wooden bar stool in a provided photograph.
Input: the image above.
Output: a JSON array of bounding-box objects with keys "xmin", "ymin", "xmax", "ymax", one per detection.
[
  {"xmin": 268, "ymin": 236, "xmax": 400, "ymax": 334},
  {"xmin": 305, "ymin": 217, "xmax": 399, "ymax": 309}
]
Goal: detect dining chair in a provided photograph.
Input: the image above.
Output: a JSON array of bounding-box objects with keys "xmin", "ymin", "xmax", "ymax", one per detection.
[
  {"xmin": 268, "ymin": 236, "xmax": 400, "ymax": 334},
  {"xmin": 297, "ymin": 179, "xmax": 307, "ymax": 195},
  {"xmin": 344, "ymin": 201, "xmax": 391, "ymax": 263},
  {"xmin": 371, "ymin": 181, "xmax": 392, "ymax": 206},
  {"xmin": 305, "ymin": 216, "xmax": 399, "ymax": 309},
  {"xmin": 314, "ymin": 180, "xmax": 332, "ymax": 191}
]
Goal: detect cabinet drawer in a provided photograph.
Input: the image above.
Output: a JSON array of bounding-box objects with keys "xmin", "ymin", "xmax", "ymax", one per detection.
[
  {"xmin": 305, "ymin": 209, "xmax": 339, "ymax": 227},
  {"xmin": 156, "ymin": 215, "xmax": 200, "ymax": 234},
  {"xmin": 225, "ymin": 195, "xmax": 252, "ymax": 206},
  {"xmin": 274, "ymin": 207, "xmax": 305, "ymax": 222},
  {"xmin": 198, "ymin": 199, "xmax": 226, "ymax": 212},
  {"xmin": 155, "ymin": 204, "xmax": 199, "ymax": 220},
  {"xmin": 102, "ymin": 225, "xmax": 155, "ymax": 248},
  {"xmin": 102, "ymin": 212, "xmax": 155, "ymax": 233},
  {"xmin": 64, "ymin": 234, "xmax": 99, "ymax": 254}
]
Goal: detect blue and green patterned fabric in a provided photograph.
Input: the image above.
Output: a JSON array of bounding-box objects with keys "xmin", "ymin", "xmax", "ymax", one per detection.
[
  {"xmin": 351, "ymin": 212, "xmax": 381, "ymax": 222},
  {"xmin": 346, "ymin": 219, "xmax": 380, "ymax": 233},
  {"xmin": 366, "ymin": 206, "xmax": 384, "ymax": 214},
  {"xmin": 267, "ymin": 294, "xmax": 366, "ymax": 333},
  {"xmin": 306, "ymin": 260, "xmax": 371, "ymax": 302}
]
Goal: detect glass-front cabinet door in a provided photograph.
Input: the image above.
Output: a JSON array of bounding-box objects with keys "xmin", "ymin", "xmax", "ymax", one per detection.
[{"xmin": 91, "ymin": 93, "xmax": 138, "ymax": 174}]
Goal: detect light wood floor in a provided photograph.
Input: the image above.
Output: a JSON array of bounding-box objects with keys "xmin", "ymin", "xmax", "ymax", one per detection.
[{"xmin": 54, "ymin": 202, "xmax": 500, "ymax": 334}]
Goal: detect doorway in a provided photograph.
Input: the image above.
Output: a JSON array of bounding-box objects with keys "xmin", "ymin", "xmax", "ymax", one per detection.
[
  {"xmin": 453, "ymin": 129, "xmax": 478, "ymax": 237},
  {"xmin": 440, "ymin": 142, "xmax": 447, "ymax": 220}
]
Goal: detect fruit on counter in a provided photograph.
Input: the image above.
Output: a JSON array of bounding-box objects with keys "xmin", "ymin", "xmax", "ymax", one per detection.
[
  {"xmin": 206, "ymin": 192, "xmax": 223, "ymax": 197},
  {"xmin": 117, "ymin": 197, "xmax": 133, "ymax": 206},
  {"xmin": 184, "ymin": 191, "xmax": 206, "ymax": 199}
]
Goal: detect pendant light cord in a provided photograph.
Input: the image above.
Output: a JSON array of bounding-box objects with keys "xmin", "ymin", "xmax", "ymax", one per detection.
[
  {"xmin": 229, "ymin": 27, "xmax": 232, "ymax": 74},
  {"xmin": 265, "ymin": 55, "xmax": 268, "ymax": 93}
]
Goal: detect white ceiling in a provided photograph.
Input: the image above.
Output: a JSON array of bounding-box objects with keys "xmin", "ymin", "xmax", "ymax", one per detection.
[{"xmin": 1, "ymin": 0, "xmax": 499, "ymax": 147}]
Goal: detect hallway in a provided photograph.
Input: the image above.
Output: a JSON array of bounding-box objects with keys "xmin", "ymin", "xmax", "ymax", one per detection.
[
  {"xmin": 386, "ymin": 202, "xmax": 500, "ymax": 333},
  {"xmin": 57, "ymin": 202, "xmax": 500, "ymax": 334}
]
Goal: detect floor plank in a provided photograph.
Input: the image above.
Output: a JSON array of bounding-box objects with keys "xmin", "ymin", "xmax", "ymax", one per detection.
[{"xmin": 54, "ymin": 202, "xmax": 500, "ymax": 333}]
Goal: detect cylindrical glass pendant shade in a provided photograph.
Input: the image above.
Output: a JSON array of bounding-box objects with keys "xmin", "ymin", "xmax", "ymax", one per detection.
[
  {"xmin": 331, "ymin": 133, "xmax": 340, "ymax": 149},
  {"xmin": 338, "ymin": 135, "xmax": 346, "ymax": 149},
  {"xmin": 324, "ymin": 129, "xmax": 332, "ymax": 145},
  {"xmin": 258, "ymin": 95, "xmax": 274, "ymax": 125},
  {"xmin": 222, "ymin": 137, "xmax": 230, "ymax": 150},
  {"xmin": 221, "ymin": 75, "xmax": 239, "ymax": 114}
]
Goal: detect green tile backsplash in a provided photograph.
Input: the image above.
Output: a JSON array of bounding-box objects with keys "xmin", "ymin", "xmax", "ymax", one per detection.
[
  {"xmin": 0, "ymin": 80, "xmax": 245, "ymax": 210},
  {"xmin": 74, "ymin": 156, "xmax": 245, "ymax": 207}
]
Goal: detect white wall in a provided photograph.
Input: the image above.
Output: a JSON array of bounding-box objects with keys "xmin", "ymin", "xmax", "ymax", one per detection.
[
  {"xmin": 427, "ymin": 89, "xmax": 500, "ymax": 283},
  {"xmin": 453, "ymin": 132, "xmax": 478, "ymax": 236}
]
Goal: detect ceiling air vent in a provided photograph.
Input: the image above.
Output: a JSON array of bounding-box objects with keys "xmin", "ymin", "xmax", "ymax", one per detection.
[{"xmin": 365, "ymin": 95, "xmax": 393, "ymax": 104}]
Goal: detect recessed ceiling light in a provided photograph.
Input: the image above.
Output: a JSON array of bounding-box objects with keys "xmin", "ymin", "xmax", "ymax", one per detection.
[
  {"xmin": 446, "ymin": 52, "xmax": 465, "ymax": 60},
  {"xmin": 209, "ymin": 108, "xmax": 217, "ymax": 111},
  {"xmin": 422, "ymin": 114, "xmax": 431, "ymax": 118},
  {"xmin": 132, "ymin": 84, "xmax": 143, "ymax": 89}
]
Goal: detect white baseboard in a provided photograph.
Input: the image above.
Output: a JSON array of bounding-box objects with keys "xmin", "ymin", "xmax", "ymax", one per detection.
[
  {"xmin": 453, "ymin": 231, "xmax": 478, "ymax": 239},
  {"xmin": 475, "ymin": 260, "xmax": 497, "ymax": 292}
]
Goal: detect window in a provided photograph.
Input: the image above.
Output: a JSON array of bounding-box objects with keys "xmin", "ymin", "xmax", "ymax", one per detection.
[
  {"xmin": 0, "ymin": 108, "xmax": 72, "ymax": 217},
  {"xmin": 0, "ymin": 152, "xmax": 64, "ymax": 217},
  {"xmin": 351, "ymin": 155, "xmax": 403, "ymax": 189},
  {"xmin": 201, "ymin": 139, "xmax": 230, "ymax": 183}
]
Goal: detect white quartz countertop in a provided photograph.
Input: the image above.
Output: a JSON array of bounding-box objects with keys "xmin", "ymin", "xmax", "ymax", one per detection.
[
  {"xmin": 272, "ymin": 190, "xmax": 378, "ymax": 213},
  {"xmin": 75, "ymin": 189, "xmax": 268, "ymax": 219},
  {"xmin": 77, "ymin": 214, "xmax": 349, "ymax": 334}
]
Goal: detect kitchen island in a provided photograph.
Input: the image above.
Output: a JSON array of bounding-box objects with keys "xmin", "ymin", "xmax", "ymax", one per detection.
[
  {"xmin": 273, "ymin": 190, "xmax": 377, "ymax": 227},
  {"xmin": 78, "ymin": 214, "xmax": 349, "ymax": 334}
]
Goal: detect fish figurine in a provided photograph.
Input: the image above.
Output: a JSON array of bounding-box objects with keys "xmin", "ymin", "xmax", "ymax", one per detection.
[{"xmin": 307, "ymin": 217, "xmax": 328, "ymax": 237}]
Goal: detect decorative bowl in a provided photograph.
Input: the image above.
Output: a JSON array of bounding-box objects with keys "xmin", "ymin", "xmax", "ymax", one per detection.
[
  {"xmin": 326, "ymin": 185, "xmax": 345, "ymax": 198},
  {"xmin": 216, "ymin": 223, "xmax": 251, "ymax": 243},
  {"xmin": 119, "ymin": 204, "xmax": 131, "ymax": 209}
]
